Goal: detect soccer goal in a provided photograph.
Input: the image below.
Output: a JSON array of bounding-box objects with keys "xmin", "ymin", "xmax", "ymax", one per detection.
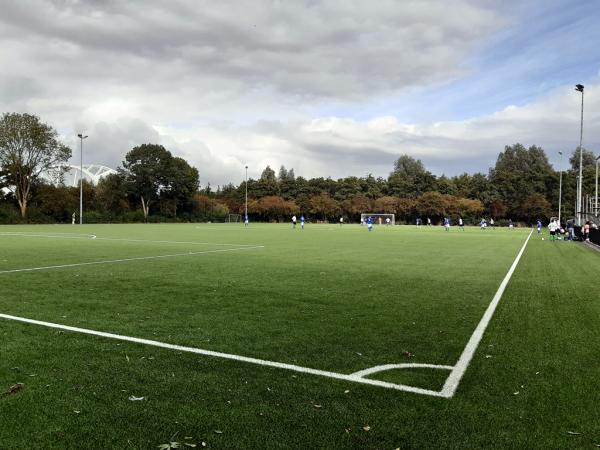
[
  {"xmin": 228, "ymin": 214, "xmax": 241, "ymax": 223},
  {"xmin": 360, "ymin": 213, "xmax": 395, "ymax": 225}
]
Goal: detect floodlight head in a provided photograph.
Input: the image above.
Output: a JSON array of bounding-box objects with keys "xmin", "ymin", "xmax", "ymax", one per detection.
[
  {"xmin": 77, "ymin": 134, "xmax": 88, "ymax": 139},
  {"xmin": 558, "ymin": 151, "xmax": 562, "ymax": 155},
  {"xmin": 575, "ymin": 84, "xmax": 584, "ymax": 92}
]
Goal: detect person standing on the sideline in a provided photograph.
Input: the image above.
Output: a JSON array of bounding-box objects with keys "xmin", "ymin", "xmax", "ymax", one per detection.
[
  {"xmin": 427, "ymin": 217, "xmax": 431, "ymax": 226},
  {"xmin": 458, "ymin": 217, "xmax": 464, "ymax": 231},
  {"xmin": 300, "ymin": 215, "xmax": 305, "ymax": 230},
  {"xmin": 490, "ymin": 218, "xmax": 495, "ymax": 229},
  {"xmin": 292, "ymin": 215, "xmax": 297, "ymax": 229},
  {"xmin": 367, "ymin": 215, "xmax": 373, "ymax": 232},
  {"xmin": 340, "ymin": 216, "xmax": 344, "ymax": 226},
  {"xmin": 244, "ymin": 215, "xmax": 249, "ymax": 227},
  {"xmin": 444, "ymin": 217, "xmax": 450, "ymax": 231},
  {"xmin": 536, "ymin": 219, "xmax": 542, "ymax": 234}
]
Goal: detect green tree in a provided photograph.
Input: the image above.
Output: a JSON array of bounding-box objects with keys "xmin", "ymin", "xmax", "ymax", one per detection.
[
  {"xmin": 121, "ymin": 144, "xmax": 173, "ymax": 220},
  {"xmin": 0, "ymin": 113, "xmax": 71, "ymax": 218},
  {"xmin": 489, "ymin": 144, "xmax": 554, "ymax": 217},
  {"xmin": 161, "ymin": 156, "xmax": 200, "ymax": 217},
  {"xmin": 388, "ymin": 154, "xmax": 436, "ymax": 197}
]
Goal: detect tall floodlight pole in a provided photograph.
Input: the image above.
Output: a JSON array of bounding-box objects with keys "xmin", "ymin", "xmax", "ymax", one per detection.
[
  {"xmin": 244, "ymin": 165, "xmax": 248, "ymax": 221},
  {"xmin": 575, "ymin": 84, "xmax": 584, "ymax": 225},
  {"xmin": 594, "ymin": 156, "xmax": 600, "ymax": 216},
  {"xmin": 77, "ymin": 134, "xmax": 88, "ymax": 225},
  {"xmin": 558, "ymin": 151, "xmax": 563, "ymax": 224}
]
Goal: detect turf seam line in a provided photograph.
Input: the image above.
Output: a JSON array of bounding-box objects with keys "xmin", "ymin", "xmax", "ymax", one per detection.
[
  {"xmin": 440, "ymin": 230, "xmax": 533, "ymax": 398},
  {"xmin": 0, "ymin": 312, "xmax": 449, "ymax": 397},
  {"xmin": 0, "ymin": 246, "xmax": 264, "ymax": 274}
]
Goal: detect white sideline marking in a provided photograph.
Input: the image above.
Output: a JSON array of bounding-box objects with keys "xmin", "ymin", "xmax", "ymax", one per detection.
[
  {"xmin": 0, "ymin": 232, "xmax": 258, "ymax": 247},
  {"xmin": 440, "ymin": 230, "xmax": 533, "ymax": 397},
  {"xmin": 0, "ymin": 312, "xmax": 448, "ymax": 397},
  {"xmin": 0, "ymin": 246, "xmax": 264, "ymax": 274}
]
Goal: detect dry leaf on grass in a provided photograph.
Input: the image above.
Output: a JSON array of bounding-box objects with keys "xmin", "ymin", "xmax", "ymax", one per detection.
[
  {"xmin": 363, "ymin": 426, "xmax": 371, "ymax": 432},
  {"xmin": 566, "ymin": 431, "xmax": 582, "ymax": 435},
  {"xmin": 4, "ymin": 383, "xmax": 24, "ymax": 395}
]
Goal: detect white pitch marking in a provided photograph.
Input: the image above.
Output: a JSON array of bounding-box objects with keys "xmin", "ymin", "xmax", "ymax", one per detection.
[
  {"xmin": 351, "ymin": 363, "xmax": 453, "ymax": 379},
  {"xmin": 0, "ymin": 232, "xmax": 259, "ymax": 247},
  {"xmin": 0, "ymin": 246, "xmax": 264, "ymax": 274},
  {"xmin": 440, "ymin": 230, "xmax": 533, "ymax": 398},
  {"xmin": 0, "ymin": 312, "xmax": 447, "ymax": 397}
]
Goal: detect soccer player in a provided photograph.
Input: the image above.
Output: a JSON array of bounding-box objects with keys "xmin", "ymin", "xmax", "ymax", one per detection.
[
  {"xmin": 427, "ymin": 217, "xmax": 431, "ymax": 226},
  {"xmin": 536, "ymin": 219, "xmax": 542, "ymax": 234},
  {"xmin": 458, "ymin": 217, "xmax": 464, "ymax": 231},
  {"xmin": 490, "ymin": 218, "xmax": 495, "ymax": 229},
  {"xmin": 508, "ymin": 219, "xmax": 514, "ymax": 229},
  {"xmin": 444, "ymin": 217, "xmax": 450, "ymax": 231},
  {"xmin": 367, "ymin": 215, "xmax": 373, "ymax": 232},
  {"xmin": 480, "ymin": 218, "xmax": 487, "ymax": 229},
  {"xmin": 416, "ymin": 217, "xmax": 422, "ymax": 227},
  {"xmin": 292, "ymin": 215, "xmax": 297, "ymax": 229},
  {"xmin": 385, "ymin": 217, "xmax": 391, "ymax": 226},
  {"xmin": 340, "ymin": 216, "xmax": 344, "ymax": 226},
  {"xmin": 244, "ymin": 214, "xmax": 249, "ymax": 227},
  {"xmin": 300, "ymin": 215, "xmax": 305, "ymax": 230},
  {"xmin": 548, "ymin": 219, "xmax": 557, "ymax": 241}
]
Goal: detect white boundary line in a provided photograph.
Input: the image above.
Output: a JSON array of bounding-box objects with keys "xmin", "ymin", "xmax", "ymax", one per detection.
[
  {"xmin": 440, "ymin": 230, "xmax": 533, "ymax": 397},
  {"xmin": 0, "ymin": 231, "xmax": 532, "ymax": 398},
  {"xmin": 0, "ymin": 232, "xmax": 259, "ymax": 247},
  {"xmin": 0, "ymin": 246, "xmax": 264, "ymax": 274},
  {"xmin": 0, "ymin": 312, "xmax": 448, "ymax": 397}
]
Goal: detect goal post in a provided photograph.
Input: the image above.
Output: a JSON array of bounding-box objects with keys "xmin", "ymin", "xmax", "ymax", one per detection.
[
  {"xmin": 360, "ymin": 213, "xmax": 395, "ymax": 225},
  {"xmin": 228, "ymin": 214, "xmax": 241, "ymax": 223}
]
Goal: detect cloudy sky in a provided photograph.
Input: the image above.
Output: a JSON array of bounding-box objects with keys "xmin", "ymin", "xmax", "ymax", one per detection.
[{"xmin": 1, "ymin": 0, "xmax": 599, "ymax": 186}]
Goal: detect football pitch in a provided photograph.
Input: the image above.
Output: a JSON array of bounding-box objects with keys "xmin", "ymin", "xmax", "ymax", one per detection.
[{"xmin": 1, "ymin": 223, "xmax": 599, "ymax": 449}]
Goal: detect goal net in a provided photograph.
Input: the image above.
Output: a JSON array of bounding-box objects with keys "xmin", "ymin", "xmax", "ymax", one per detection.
[
  {"xmin": 228, "ymin": 214, "xmax": 241, "ymax": 223},
  {"xmin": 360, "ymin": 213, "xmax": 395, "ymax": 225}
]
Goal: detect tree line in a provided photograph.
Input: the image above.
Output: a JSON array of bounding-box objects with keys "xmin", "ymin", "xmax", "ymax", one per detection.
[{"xmin": 0, "ymin": 112, "xmax": 596, "ymax": 224}]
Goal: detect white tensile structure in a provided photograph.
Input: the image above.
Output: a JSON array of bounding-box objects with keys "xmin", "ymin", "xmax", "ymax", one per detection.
[
  {"xmin": 40, "ymin": 164, "xmax": 117, "ymax": 187},
  {"xmin": 360, "ymin": 213, "xmax": 395, "ymax": 225}
]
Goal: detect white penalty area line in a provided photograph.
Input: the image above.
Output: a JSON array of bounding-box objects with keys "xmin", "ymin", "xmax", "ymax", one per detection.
[
  {"xmin": 0, "ymin": 232, "xmax": 259, "ymax": 248},
  {"xmin": 0, "ymin": 246, "xmax": 264, "ymax": 275},
  {"xmin": 440, "ymin": 230, "xmax": 533, "ymax": 397},
  {"xmin": 0, "ymin": 312, "xmax": 450, "ymax": 397}
]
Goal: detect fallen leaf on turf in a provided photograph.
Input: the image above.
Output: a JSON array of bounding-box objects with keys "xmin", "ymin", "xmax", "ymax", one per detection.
[
  {"xmin": 344, "ymin": 390, "xmax": 350, "ymax": 394},
  {"xmin": 201, "ymin": 443, "xmax": 207, "ymax": 448},
  {"xmin": 4, "ymin": 383, "xmax": 24, "ymax": 395},
  {"xmin": 513, "ymin": 392, "xmax": 519, "ymax": 395},
  {"xmin": 402, "ymin": 351, "xmax": 414, "ymax": 358},
  {"xmin": 73, "ymin": 410, "xmax": 81, "ymax": 414},
  {"xmin": 184, "ymin": 437, "xmax": 193, "ymax": 440},
  {"xmin": 158, "ymin": 443, "xmax": 180, "ymax": 449},
  {"xmin": 345, "ymin": 428, "xmax": 351, "ymax": 434},
  {"xmin": 214, "ymin": 430, "xmax": 223, "ymax": 434},
  {"xmin": 126, "ymin": 355, "xmax": 130, "ymax": 362},
  {"xmin": 184, "ymin": 444, "xmax": 196, "ymax": 448},
  {"xmin": 128, "ymin": 396, "xmax": 146, "ymax": 401},
  {"xmin": 363, "ymin": 426, "xmax": 371, "ymax": 431},
  {"xmin": 566, "ymin": 431, "xmax": 582, "ymax": 435},
  {"xmin": 313, "ymin": 404, "xmax": 322, "ymax": 409},
  {"xmin": 484, "ymin": 355, "xmax": 492, "ymax": 359}
]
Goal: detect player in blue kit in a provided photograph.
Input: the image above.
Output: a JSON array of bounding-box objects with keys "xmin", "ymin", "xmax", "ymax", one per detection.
[
  {"xmin": 300, "ymin": 215, "xmax": 305, "ymax": 230},
  {"xmin": 366, "ymin": 216, "xmax": 373, "ymax": 232},
  {"xmin": 537, "ymin": 219, "xmax": 542, "ymax": 234}
]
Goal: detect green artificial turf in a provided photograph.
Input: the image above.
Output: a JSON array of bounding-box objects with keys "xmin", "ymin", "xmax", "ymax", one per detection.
[{"xmin": 0, "ymin": 223, "xmax": 598, "ymax": 449}]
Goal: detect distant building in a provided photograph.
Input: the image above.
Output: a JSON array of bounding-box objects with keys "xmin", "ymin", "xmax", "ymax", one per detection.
[{"xmin": 39, "ymin": 164, "xmax": 118, "ymax": 187}]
